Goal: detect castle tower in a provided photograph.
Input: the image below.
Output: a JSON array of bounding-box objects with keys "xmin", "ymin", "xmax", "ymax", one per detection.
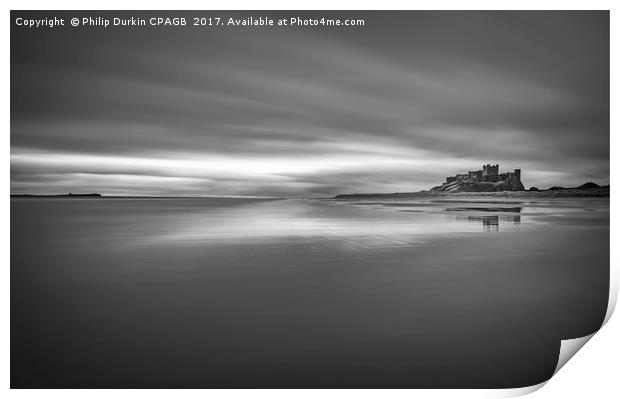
[
  {"xmin": 482, "ymin": 164, "xmax": 499, "ymax": 182},
  {"xmin": 482, "ymin": 164, "xmax": 499, "ymax": 176}
]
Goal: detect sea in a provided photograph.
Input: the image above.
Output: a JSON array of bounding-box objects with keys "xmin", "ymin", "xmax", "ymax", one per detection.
[{"xmin": 10, "ymin": 195, "xmax": 610, "ymax": 388}]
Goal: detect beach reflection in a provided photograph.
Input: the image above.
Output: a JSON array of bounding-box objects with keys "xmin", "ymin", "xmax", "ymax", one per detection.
[
  {"xmin": 465, "ymin": 215, "xmax": 521, "ymax": 232},
  {"xmin": 28, "ymin": 197, "xmax": 604, "ymax": 250},
  {"xmin": 147, "ymin": 199, "xmax": 531, "ymax": 247},
  {"xmin": 140, "ymin": 197, "xmax": 606, "ymax": 245}
]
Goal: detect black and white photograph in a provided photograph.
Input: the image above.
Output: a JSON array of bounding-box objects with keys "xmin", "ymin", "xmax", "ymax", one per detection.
[{"xmin": 9, "ymin": 8, "xmax": 612, "ymax": 391}]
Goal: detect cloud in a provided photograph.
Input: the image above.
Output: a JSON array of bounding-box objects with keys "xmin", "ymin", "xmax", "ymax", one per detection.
[{"xmin": 11, "ymin": 11, "xmax": 609, "ymax": 196}]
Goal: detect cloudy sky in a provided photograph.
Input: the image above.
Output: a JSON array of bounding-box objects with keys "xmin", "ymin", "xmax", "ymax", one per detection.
[{"xmin": 11, "ymin": 11, "xmax": 609, "ymax": 197}]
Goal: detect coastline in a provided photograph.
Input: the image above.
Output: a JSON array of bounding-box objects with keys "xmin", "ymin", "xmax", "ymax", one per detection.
[{"xmin": 333, "ymin": 187, "xmax": 610, "ymax": 199}]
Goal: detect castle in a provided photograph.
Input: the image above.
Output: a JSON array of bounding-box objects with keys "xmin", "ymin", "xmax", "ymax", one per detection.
[{"xmin": 432, "ymin": 164, "xmax": 525, "ymax": 192}]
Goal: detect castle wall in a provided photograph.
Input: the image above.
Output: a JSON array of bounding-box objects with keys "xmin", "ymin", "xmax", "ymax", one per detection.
[
  {"xmin": 439, "ymin": 164, "xmax": 523, "ymax": 190},
  {"xmin": 468, "ymin": 170, "xmax": 482, "ymax": 181}
]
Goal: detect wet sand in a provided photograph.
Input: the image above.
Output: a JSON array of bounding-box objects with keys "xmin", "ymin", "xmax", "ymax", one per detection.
[{"xmin": 11, "ymin": 196, "xmax": 609, "ymax": 388}]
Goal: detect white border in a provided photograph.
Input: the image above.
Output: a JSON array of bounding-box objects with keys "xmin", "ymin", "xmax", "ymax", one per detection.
[{"xmin": 4, "ymin": 1, "xmax": 618, "ymax": 398}]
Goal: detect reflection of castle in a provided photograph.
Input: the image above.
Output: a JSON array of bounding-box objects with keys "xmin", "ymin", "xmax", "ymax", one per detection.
[
  {"xmin": 433, "ymin": 164, "xmax": 525, "ymax": 192},
  {"xmin": 450, "ymin": 204, "xmax": 522, "ymax": 232},
  {"xmin": 468, "ymin": 215, "xmax": 521, "ymax": 232}
]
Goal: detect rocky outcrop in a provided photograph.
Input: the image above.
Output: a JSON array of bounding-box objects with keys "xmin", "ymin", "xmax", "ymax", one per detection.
[
  {"xmin": 431, "ymin": 180, "xmax": 525, "ymax": 192},
  {"xmin": 431, "ymin": 164, "xmax": 525, "ymax": 192},
  {"xmin": 576, "ymin": 182, "xmax": 600, "ymax": 190}
]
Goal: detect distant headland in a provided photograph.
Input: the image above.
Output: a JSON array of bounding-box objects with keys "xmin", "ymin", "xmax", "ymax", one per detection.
[
  {"xmin": 334, "ymin": 163, "xmax": 609, "ymax": 199},
  {"xmin": 11, "ymin": 193, "xmax": 102, "ymax": 198}
]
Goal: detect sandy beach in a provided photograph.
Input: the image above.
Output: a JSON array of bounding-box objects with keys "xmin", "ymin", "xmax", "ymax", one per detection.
[{"xmin": 10, "ymin": 195, "xmax": 609, "ymax": 388}]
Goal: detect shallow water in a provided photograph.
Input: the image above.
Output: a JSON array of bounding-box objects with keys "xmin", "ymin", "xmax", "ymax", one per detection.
[{"xmin": 11, "ymin": 196, "xmax": 609, "ymax": 388}]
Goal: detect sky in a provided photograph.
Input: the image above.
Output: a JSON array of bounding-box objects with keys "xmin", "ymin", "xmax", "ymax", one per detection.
[{"xmin": 11, "ymin": 11, "xmax": 609, "ymax": 197}]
